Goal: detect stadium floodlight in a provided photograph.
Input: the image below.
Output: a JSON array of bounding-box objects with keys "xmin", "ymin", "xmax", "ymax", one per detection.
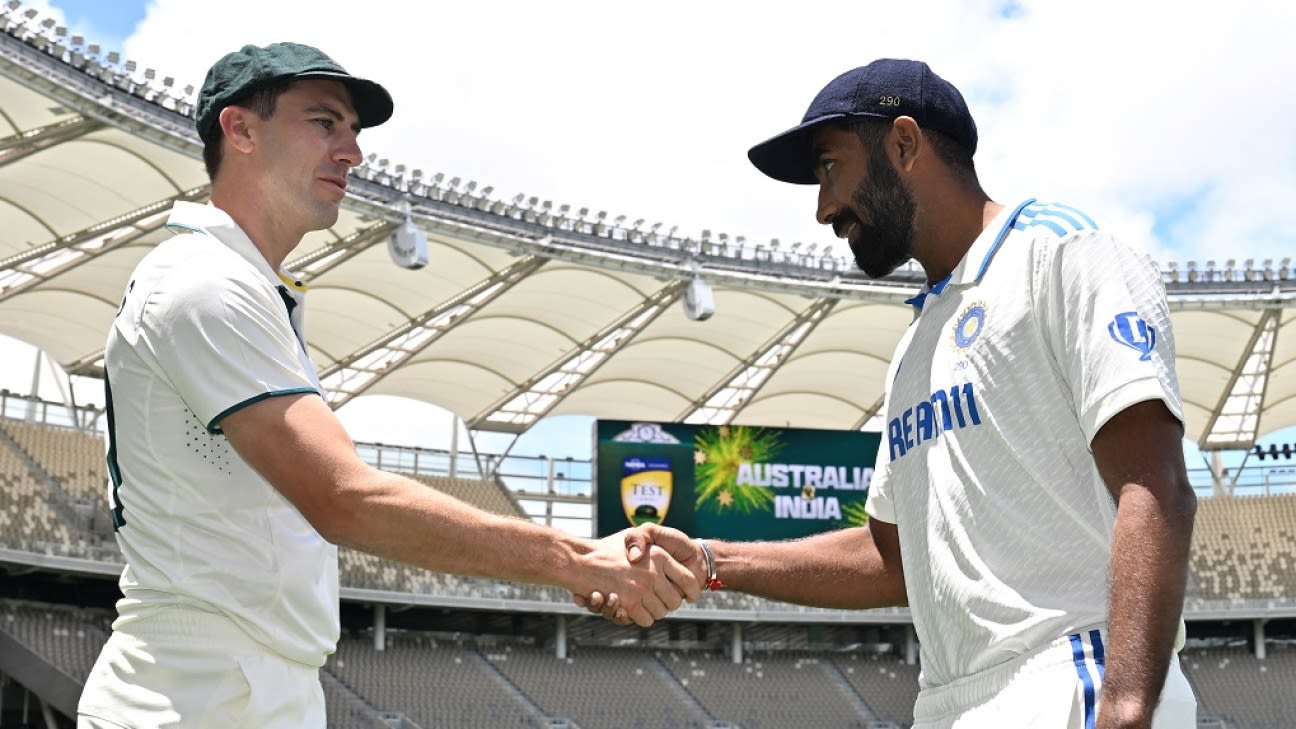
[
  {"xmin": 448, "ymin": 176, "xmax": 460, "ymax": 188},
  {"xmin": 23, "ymin": 7, "xmax": 36, "ymax": 18},
  {"xmin": 512, "ymin": 193, "xmax": 524, "ymax": 205},
  {"xmin": 107, "ymin": 51, "xmax": 119, "ymax": 64},
  {"xmin": 410, "ymin": 169, "xmax": 423, "ymax": 180},
  {"xmin": 683, "ymin": 276, "xmax": 716, "ymax": 321},
  {"xmin": 578, "ymin": 207, "xmax": 589, "ymax": 218},
  {"xmin": 481, "ymin": 186, "xmax": 493, "ymax": 197},
  {"xmin": 182, "ymin": 84, "xmax": 193, "ymax": 96},
  {"xmin": 388, "ymin": 215, "xmax": 428, "ymax": 270},
  {"xmin": 7, "ymin": 1, "xmax": 22, "ymax": 10}
]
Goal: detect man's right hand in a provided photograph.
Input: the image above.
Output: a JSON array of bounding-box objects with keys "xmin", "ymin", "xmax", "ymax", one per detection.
[{"xmin": 573, "ymin": 524, "xmax": 707, "ymax": 624}]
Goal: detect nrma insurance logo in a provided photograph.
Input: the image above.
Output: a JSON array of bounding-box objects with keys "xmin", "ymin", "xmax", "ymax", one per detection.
[{"xmin": 1107, "ymin": 311, "xmax": 1156, "ymax": 361}]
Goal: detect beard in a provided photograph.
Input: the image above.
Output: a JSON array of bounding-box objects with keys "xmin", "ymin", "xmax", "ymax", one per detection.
[{"xmin": 840, "ymin": 151, "xmax": 917, "ymax": 279}]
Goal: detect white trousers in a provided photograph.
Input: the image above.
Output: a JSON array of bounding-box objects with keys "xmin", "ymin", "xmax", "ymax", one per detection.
[
  {"xmin": 77, "ymin": 606, "xmax": 325, "ymax": 729},
  {"xmin": 912, "ymin": 628, "xmax": 1197, "ymax": 729}
]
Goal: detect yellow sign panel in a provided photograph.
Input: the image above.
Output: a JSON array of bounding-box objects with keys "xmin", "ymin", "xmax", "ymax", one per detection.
[{"xmin": 621, "ymin": 457, "xmax": 672, "ymax": 526}]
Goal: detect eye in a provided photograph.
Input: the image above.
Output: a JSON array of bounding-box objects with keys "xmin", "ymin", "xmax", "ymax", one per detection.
[{"xmin": 314, "ymin": 118, "xmax": 335, "ymax": 131}]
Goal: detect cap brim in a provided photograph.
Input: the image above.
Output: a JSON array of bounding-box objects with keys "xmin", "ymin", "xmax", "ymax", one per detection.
[
  {"xmin": 747, "ymin": 114, "xmax": 850, "ymax": 185},
  {"xmin": 294, "ymin": 71, "xmax": 394, "ymax": 130}
]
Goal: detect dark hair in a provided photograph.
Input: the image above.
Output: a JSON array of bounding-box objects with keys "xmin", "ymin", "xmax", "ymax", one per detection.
[
  {"xmin": 851, "ymin": 118, "xmax": 977, "ymax": 185},
  {"xmin": 201, "ymin": 78, "xmax": 297, "ymax": 180}
]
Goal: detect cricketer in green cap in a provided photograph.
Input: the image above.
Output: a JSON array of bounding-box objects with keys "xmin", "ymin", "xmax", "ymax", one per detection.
[{"xmin": 195, "ymin": 41, "xmax": 393, "ymax": 146}]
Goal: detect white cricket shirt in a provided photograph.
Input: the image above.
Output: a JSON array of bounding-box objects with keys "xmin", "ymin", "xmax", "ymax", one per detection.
[
  {"xmin": 104, "ymin": 201, "xmax": 338, "ymax": 667},
  {"xmin": 864, "ymin": 199, "xmax": 1184, "ymax": 689}
]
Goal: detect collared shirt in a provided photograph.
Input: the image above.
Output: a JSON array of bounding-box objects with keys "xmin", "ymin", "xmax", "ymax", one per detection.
[
  {"xmin": 865, "ymin": 200, "xmax": 1184, "ymax": 689},
  {"xmin": 104, "ymin": 201, "xmax": 337, "ymax": 667}
]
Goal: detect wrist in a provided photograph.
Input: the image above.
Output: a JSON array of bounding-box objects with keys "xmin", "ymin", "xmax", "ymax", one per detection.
[{"xmin": 697, "ymin": 539, "xmax": 725, "ymax": 591}]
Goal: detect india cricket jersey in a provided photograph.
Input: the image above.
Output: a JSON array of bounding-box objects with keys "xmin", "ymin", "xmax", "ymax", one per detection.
[{"xmin": 864, "ymin": 199, "xmax": 1184, "ymax": 689}]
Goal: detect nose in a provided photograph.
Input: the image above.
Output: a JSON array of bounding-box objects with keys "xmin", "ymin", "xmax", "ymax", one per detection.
[
  {"xmin": 334, "ymin": 130, "xmax": 362, "ymax": 169},
  {"xmin": 816, "ymin": 184, "xmax": 840, "ymax": 227}
]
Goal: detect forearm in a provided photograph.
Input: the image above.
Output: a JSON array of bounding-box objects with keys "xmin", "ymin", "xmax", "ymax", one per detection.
[
  {"xmin": 329, "ymin": 467, "xmax": 585, "ymax": 592},
  {"xmin": 710, "ymin": 524, "xmax": 906, "ymax": 610},
  {"xmin": 1101, "ymin": 483, "xmax": 1196, "ymax": 723}
]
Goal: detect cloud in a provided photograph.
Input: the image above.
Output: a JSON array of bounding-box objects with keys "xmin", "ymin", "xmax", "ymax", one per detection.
[{"xmin": 115, "ymin": 0, "xmax": 1295, "ymax": 270}]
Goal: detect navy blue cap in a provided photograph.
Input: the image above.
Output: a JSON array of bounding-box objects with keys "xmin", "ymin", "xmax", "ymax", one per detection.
[{"xmin": 748, "ymin": 59, "xmax": 977, "ymax": 184}]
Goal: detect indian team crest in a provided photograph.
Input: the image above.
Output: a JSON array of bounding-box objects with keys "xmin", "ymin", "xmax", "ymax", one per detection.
[
  {"xmin": 621, "ymin": 456, "xmax": 673, "ymax": 526},
  {"xmin": 953, "ymin": 302, "xmax": 987, "ymax": 349}
]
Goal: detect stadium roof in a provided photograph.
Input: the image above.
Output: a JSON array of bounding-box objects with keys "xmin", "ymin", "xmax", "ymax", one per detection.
[{"xmin": 1, "ymin": 13, "xmax": 1294, "ymax": 449}]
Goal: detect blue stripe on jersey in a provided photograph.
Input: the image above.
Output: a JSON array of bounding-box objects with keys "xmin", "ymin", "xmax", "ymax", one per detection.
[
  {"xmin": 1012, "ymin": 202, "xmax": 1099, "ymax": 237},
  {"xmin": 974, "ymin": 198, "xmax": 1037, "ymax": 281},
  {"xmin": 1050, "ymin": 202, "xmax": 1100, "ymax": 229},
  {"xmin": 1090, "ymin": 629, "xmax": 1107, "ymax": 679},
  {"xmin": 904, "ymin": 272, "xmax": 952, "ymax": 312},
  {"xmin": 1070, "ymin": 633, "xmax": 1097, "ymax": 729}
]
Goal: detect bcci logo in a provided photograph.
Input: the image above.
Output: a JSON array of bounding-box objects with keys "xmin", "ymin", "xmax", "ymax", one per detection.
[
  {"xmin": 621, "ymin": 456, "xmax": 673, "ymax": 526},
  {"xmin": 1107, "ymin": 311, "xmax": 1156, "ymax": 361},
  {"xmin": 953, "ymin": 303, "xmax": 986, "ymax": 349}
]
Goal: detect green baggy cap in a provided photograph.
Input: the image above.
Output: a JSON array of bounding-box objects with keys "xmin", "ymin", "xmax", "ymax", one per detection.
[{"xmin": 195, "ymin": 41, "xmax": 393, "ymax": 143}]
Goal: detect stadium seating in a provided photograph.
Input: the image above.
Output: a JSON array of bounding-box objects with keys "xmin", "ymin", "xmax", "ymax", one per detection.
[
  {"xmin": 1189, "ymin": 493, "xmax": 1296, "ymax": 603},
  {"xmin": 655, "ymin": 650, "xmax": 872, "ymax": 729},
  {"xmin": 0, "ymin": 436, "xmax": 86, "ymax": 555},
  {"xmin": 832, "ymin": 653, "xmax": 921, "ymax": 727},
  {"xmin": 0, "ymin": 600, "xmax": 112, "ymax": 681},
  {"xmin": 487, "ymin": 644, "xmax": 711, "ymax": 728},
  {"xmin": 0, "ymin": 419, "xmax": 107, "ymax": 508},
  {"xmin": 328, "ymin": 632, "xmax": 538, "ymax": 728},
  {"xmin": 1181, "ymin": 644, "xmax": 1296, "ymax": 729}
]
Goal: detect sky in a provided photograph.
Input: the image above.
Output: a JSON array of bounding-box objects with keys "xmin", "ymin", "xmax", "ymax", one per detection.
[{"xmin": 5, "ymin": 0, "xmax": 1296, "ymax": 465}]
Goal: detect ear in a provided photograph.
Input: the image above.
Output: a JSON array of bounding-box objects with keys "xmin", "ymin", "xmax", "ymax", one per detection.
[
  {"xmin": 218, "ymin": 105, "xmax": 256, "ymax": 155},
  {"xmin": 890, "ymin": 116, "xmax": 922, "ymax": 173}
]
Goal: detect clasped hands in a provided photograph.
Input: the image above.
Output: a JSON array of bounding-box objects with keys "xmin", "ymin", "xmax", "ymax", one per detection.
[{"xmin": 571, "ymin": 523, "xmax": 703, "ymax": 627}]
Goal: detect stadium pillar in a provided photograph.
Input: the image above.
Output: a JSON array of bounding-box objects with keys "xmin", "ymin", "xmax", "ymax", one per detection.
[
  {"xmin": 905, "ymin": 625, "xmax": 917, "ymax": 665},
  {"xmin": 450, "ymin": 415, "xmax": 460, "ymax": 478},
  {"xmin": 374, "ymin": 605, "xmax": 387, "ymax": 652},
  {"xmin": 556, "ymin": 615, "xmax": 568, "ymax": 659},
  {"xmin": 1253, "ymin": 619, "xmax": 1266, "ymax": 660},
  {"xmin": 1211, "ymin": 452, "xmax": 1228, "ymax": 497},
  {"xmin": 731, "ymin": 624, "xmax": 743, "ymax": 665},
  {"xmin": 40, "ymin": 698, "xmax": 58, "ymax": 729}
]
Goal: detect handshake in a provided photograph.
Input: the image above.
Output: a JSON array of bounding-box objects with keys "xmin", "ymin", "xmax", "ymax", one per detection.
[{"xmin": 568, "ymin": 523, "xmax": 712, "ymax": 628}]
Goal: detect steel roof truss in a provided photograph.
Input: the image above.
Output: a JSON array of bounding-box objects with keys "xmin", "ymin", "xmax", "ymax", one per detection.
[{"xmin": 681, "ymin": 298, "xmax": 837, "ymax": 425}]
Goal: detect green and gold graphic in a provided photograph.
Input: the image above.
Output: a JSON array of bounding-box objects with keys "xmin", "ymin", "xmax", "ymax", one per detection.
[{"xmin": 694, "ymin": 425, "xmax": 778, "ymax": 514}]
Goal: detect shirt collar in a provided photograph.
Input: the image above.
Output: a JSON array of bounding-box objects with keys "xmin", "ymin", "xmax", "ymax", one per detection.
[
  {"xmin": 947, "ymin": 198, "xmax": 1036, "ymax": 287},
  {"xmin": 904, "ymin": 199, "xmax": 1035, "ymax": 314},
  {"xmin": 164, "ymin": 201, "xmax": 307, "ymax": 294}
]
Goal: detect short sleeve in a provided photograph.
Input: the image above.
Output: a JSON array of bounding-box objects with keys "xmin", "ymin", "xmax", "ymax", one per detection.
[
  {"xmin": 1036, "ymin": 231, "xmax": 1183, "ymax": 444},
  {"xmin": 141, "ymin": 270, "xmax": 319, "ymax": 432},
  {"xmin": 864, "ymin": 437, "xmax": 896, "ymax": 524},
  {"xmin": 865, "ymin": 338, "xmax": 907, "ymax": 524}
]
